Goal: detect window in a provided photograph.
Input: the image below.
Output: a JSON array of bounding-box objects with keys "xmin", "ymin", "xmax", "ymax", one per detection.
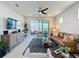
[
  {"xmin": 59, "ymin": 17, "xmax": 63, "ymax": 23},
  {"xmin": 30, "ymin": 21, "xmax": 39, "ymax": 31}
]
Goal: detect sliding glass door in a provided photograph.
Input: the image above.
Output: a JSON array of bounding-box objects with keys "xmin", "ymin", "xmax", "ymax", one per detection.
[
  {"xmin": 42, "ymin": 20, "xmax": 49, "ymax": 42},
  {"xmin": 30, "ymin": 20, "xmax": 49, "ymax": 41}
]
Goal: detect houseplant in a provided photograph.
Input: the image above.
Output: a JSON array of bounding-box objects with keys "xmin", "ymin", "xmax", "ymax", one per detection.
[
  {"xmin": 59, "ymin": 47, "xmax": 71, "ymax": 58},
  {"xmin": 0, "ymin": 42, "xmax": 9, "ymax": 58},
  {"xmin": 23, "ymin": 22, "xmax": 28, "ymax": 36}
]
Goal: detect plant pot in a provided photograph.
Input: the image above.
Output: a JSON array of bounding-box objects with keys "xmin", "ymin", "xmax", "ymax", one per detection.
[
  {"xmin": 0, "ymin": 49, "xmax": 5, "ymax": 58},
  {"xmin": 61, "ymin": 52, "xmax": 69, "ymax": 58}
]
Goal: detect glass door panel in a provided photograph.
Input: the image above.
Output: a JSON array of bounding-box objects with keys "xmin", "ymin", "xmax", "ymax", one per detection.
[
  {"xmin": 42, "ymin": 20, "xmax": 49, "ymax": 42},
  {"xmin": 37, "ymin": 20, "xmax": 42, "ymax": 38},
  {"xmin": 30, "ymin": 20, "xmax": 49, "ymax": 42},
  {"xmin": 39, "ymin": 20, "xmax": 42, "ymax": 32}
]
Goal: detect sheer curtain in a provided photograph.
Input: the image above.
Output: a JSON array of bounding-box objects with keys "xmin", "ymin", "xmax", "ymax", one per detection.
[{"xmin": 30, "ymin": 20, "xmax": 39, "ymax": 32}]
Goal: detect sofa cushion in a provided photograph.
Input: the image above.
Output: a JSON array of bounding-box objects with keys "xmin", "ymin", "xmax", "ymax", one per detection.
[
  {"xmin": 58, "ymin": 32, "xmax": 64, "ymax": 38},
  {"xmin": 73, "ymin": 34, "xmax": 79, "ymax": 42}
]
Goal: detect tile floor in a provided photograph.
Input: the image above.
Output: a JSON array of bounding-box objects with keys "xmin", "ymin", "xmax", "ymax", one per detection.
[
  {"xmin": 3, "ymin": 33, "xmax": 48, "ymax": 58},
  {"xmin": 4, "ymin": 33, "xmax": 37, "ymax": 58}
]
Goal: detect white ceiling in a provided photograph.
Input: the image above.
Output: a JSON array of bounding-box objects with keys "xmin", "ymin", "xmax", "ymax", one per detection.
[{"xmin": 2, "ymin": 1, "xmax": 76, "ymax": 17}]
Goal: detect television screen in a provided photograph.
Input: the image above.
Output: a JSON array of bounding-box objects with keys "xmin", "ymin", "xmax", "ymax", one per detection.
[
  {"xmin": 7, "ymin": 18, "xmax": 13, "ymax": 29},
  {"xmin": 7, "ymin": 18, "xmax": 20, "ymax": 29},
  {"xmin": 7, "ymin": 18, "xmax": 16, "ymax": 29},
  {"xmin": 16, "ymin": 21, "xmax": 21, "ymax": 29}
]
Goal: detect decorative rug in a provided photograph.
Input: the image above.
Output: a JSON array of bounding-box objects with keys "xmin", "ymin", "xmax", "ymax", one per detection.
[
  {"xmin": 23, "ymin": 38, "xmax": 60, "ymax": 55},
  {"xmin": 27, "ymin": 38, "xmax": 47, "ymax": 53}
]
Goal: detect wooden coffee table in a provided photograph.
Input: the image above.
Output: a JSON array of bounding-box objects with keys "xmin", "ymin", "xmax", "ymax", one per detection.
[{"xmin": 51, "ymin": 51, "xmax": 64, "ymax": 58}]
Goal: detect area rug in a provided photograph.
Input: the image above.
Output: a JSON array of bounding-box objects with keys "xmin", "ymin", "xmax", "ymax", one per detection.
[
  {"xmin": 27, "ymin": 38, "xmax": 47, "ymax": 53},
  {"xmin": 23, "ymin": 38, "xmax": 60, "ymax": 55}
]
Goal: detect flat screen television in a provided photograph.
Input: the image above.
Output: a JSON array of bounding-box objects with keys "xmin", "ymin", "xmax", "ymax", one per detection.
[
  {"xmin": 7, "ymin": 18, "xmax": 21, "ymax": 29},
  {"xmin": 7, "ymin": 18, "xmax": 17, "ymax": 29}
]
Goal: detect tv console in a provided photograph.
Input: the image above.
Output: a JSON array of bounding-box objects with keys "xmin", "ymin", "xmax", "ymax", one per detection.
[{"xmin": 1, "ymin": 31, "xmax": 24, "ymax": 51}]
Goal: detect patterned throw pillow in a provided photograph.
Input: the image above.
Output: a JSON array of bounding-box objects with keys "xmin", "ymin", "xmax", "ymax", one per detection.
[
  {"xmin": 58, "ymin": 32, "xmax": 64, "ymax": 38},
  {"xmin": 68, "ymin": 35, "xmax": 74, "ymax": 41}
]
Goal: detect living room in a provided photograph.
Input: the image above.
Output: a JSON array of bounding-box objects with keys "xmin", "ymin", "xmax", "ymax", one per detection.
[{"xmin": 0, "ymin": 1, "xmax": 79, "ymax": 58}]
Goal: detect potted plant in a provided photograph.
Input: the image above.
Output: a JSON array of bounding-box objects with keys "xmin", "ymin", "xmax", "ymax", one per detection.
[
  {"xmin": 59, "ymin": 47, "xmax": 71, "ymax": 58},
  {"xmin": 0, "ymin": 42, "xmax": 9, "ymax": 58},
  {"xmin": 23, "ymin": 22, "xmax": 28, "ymax": 37}
]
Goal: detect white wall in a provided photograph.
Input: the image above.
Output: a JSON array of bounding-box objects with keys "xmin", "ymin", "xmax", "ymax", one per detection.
[
  {"xmin": 56, "ymin": 2, "xmax": 79, "ymax": 34},
  {"xmin": 0, "ymin": 2, "xmax": 24, "ymax": 30}
]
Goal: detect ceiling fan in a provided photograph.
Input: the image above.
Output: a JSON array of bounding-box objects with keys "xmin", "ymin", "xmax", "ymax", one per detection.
[{"xmin": 38, "ymin": 7, "xmax": 48, "ymax": 15}]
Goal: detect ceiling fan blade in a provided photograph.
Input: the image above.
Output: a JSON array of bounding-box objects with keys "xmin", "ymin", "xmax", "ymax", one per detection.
[
  {"xmin": 42, "ymin": 11, "xmax": 47, "ymax": 15},
  {"xmin": 42, "ymin": 8, "xmax": 48, "ymax": 11},
  {"xmin": 37, "ymin": 7, "xmax": 48, "ymax": 15}
]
